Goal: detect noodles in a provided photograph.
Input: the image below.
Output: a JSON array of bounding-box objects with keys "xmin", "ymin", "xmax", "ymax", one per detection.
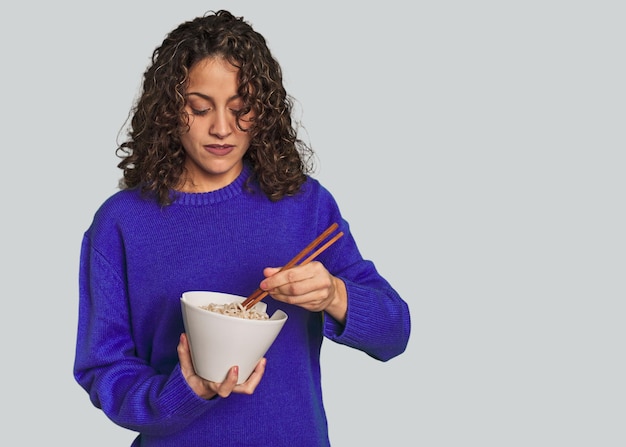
[{"xmin": 200, "ymin": 301, "xmax": 269, "ymax": 320}]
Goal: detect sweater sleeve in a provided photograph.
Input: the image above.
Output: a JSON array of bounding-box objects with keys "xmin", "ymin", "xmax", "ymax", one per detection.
[
  {"xmin": 323, "ymin": 270, "xmax": 411, "ymax": 361},
  {"xmin": 73, "ymin": 233, "xmax": 218, "ymax": 436},
  {"xmin": 312, "ymin": 184, "xmax": 411, "ymax": 361}
]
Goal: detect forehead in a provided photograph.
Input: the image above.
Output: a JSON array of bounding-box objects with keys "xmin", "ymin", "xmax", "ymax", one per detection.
[{"xmin": 187, "ymin": 57, "xmax": 240, "ymax": 89}]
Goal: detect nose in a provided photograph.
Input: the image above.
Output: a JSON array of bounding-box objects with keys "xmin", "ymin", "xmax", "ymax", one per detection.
[{"xmin": 209, "ymin": 109, "xmax": 232, "ymax": 139}]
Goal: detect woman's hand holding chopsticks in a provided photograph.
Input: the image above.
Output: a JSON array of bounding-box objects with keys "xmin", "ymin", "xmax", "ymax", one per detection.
[
  {"xmin": 242, "ymin": 223, "xmax": 348, "ymax": 323},
  {"xmin": 259, "ymin": 262, "xmax": 348, "ymax": 324}
]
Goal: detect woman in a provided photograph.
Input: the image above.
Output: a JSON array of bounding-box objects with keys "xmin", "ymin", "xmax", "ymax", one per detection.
[{"xmin": 74, "ymin": 9, "xmax": 411, "ymax": 446}]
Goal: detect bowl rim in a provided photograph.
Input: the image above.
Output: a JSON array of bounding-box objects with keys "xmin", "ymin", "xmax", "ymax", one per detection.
[{"xmin": 181, "ymin": 290, "xmax": 288, "ymax": 324}]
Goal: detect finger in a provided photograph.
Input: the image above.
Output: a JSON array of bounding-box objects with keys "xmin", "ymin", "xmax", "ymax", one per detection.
[
  {"xmin": 274, "ymin": 270, "xmax": 329, "ymax": 300},
  {"xmin": 216, "ymin": 366, "xmax": 239, "ymax": 398},
  {"xmin": 235, "ymin": 358, "xmax": 266, "ymax": 394},
  {"xmin": 249, "ymin": 357, "xmax": 266, "ymax": 383},
  {"xmin": 259, "ymin": 267, "xmax": 284, "ymax": 293},
  {"xmin": 261, "ymin": 264, "xmax": 312, "ymax": 291},
  {"xmin": 262, "ymin": 267, "xmax": 281, "ymax": 278}
]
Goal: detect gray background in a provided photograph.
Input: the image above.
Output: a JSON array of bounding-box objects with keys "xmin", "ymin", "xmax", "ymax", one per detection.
[{"xmin": 1, "ymin": 1, "xmax": 624, "ymax": 445}]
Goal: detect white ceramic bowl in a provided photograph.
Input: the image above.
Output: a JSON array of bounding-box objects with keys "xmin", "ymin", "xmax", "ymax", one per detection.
[{"xmin": 180, "ymin": 291, "xmax": 288, "ymax": 384}]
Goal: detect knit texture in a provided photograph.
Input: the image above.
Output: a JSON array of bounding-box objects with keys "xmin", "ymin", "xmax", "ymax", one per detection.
[{"xmin": 74, "ymin": 165, "xmax": 411, "ymax": 446}]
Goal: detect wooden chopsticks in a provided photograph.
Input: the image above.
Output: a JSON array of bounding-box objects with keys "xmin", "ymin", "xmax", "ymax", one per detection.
[{"xmin": 241, "ymin": 222, "xmax": 344, "ymax": 310}]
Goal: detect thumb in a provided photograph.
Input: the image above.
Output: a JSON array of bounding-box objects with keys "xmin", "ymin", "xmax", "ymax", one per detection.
[{"xmin": 178, "ymin": 333, "xmax": 195, "ymax": 378}]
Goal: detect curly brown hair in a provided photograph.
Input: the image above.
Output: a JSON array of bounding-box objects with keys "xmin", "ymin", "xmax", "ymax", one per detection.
[{"xmin": 116, "ymin": 10, "xmax": 314, "ymax": 205}]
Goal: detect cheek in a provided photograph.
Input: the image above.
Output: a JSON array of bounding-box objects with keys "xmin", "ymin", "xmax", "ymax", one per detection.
[
  {"xmin": 180, "ymin": 118, "xmax": 204, "ymax": 145},
  {"xmin": 236, "ymin": 129, "xmax": 253, "ymax": 148},
  {"xmin": 179, "ymin": 133, "xmax": 191, "ymax": 153},
  {"xmin": 179, "ymin": 126, "xmax": 199, "ymax": 152}
]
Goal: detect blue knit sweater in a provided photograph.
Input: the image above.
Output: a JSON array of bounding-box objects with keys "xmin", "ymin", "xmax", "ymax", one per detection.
[{"xmin": 74, "ymin": 165, "xmax": 411, "ymax": 446}]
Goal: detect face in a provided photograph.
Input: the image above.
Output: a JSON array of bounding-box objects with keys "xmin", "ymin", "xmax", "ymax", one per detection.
[{"xmin": 179, "ymin": 57, "xmax": 253, "ymax": 192}]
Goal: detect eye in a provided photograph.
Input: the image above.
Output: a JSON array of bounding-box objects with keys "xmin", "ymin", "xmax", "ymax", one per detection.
[
  {"xmin": 191, "ymin": 107, "xmax": 210, "ymax": 116},
  {"xmin": 228, "ymin": 99, "xmax": 246, "ymax": 114},
  {"xmin": 186, "ymin": 96, "xmax": 212, "ymax": 116}
]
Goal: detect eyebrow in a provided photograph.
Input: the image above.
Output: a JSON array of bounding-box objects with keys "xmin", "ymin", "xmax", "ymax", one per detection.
[{"xmin": 185, "ymin": 92, "xmax": 241, "ymax": 102}]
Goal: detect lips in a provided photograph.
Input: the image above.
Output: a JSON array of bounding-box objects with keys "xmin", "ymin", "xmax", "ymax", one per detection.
[{"xmin": 204, "ymin": 144, "xmax": 234, "ymax": 156}]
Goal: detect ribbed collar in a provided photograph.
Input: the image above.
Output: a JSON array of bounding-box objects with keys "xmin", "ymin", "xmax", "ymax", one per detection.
[{"xmin": 170, "ymin": 164, "xmax": 253, "ymax": 206}]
